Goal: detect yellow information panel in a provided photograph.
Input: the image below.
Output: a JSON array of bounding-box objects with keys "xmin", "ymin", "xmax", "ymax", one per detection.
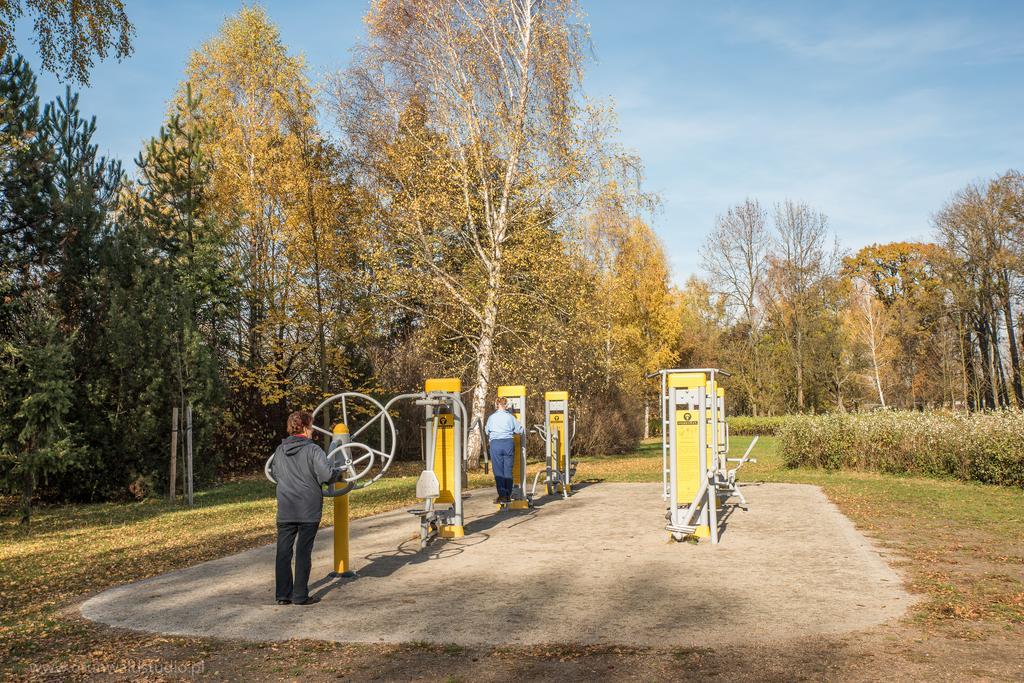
[
  {"xmin": 426, "ymin": 378, "xmax": 461, "ymax": 505},
  {"xmin": 425, "ymin": 377, "xmax": 462, "ymax": 394},
  {"xmin": 668, "ymin": 373, "xmax": 705, "ymax": 506},
  {"xmin": 545, "ymin": 390, "xmax": 568, "ymax": 467}
]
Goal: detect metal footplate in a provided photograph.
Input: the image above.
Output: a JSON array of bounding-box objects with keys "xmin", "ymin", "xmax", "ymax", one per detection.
[{"xmin": 497, "ymin": 494, "xmax": 532, "ymax": 511}]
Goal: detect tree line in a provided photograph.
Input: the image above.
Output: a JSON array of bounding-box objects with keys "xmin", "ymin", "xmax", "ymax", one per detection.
[
  {"xmin": 1, "ymin": 3, "xmax": 681, "ymax": 517},
  {"xmin": 696, "ymin": 172, "xmax": 1024, "ymax": 415},
  {"xmin": 3, "ymin": 3, "xmax": 1018, "ymax": 519}
]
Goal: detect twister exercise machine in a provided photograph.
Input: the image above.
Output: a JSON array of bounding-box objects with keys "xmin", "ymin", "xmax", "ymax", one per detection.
[
  {"xmin": 265, "ymin": 392, "xmax": 398, "ymax": 576},
  {"xmin": 496, "ymin": 385, "xmax": 531, "ymax": 509},
  {"xmin": 531, "ymin": 391, "xmax": 576, "ymax": 498},
  {"xmin": 652, "ymin": 368, "xmax": 758, "ymax": 544}
]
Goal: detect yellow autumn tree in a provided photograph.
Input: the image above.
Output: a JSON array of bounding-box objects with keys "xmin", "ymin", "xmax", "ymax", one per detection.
[
  {"xmin": 586, "ymin": 205, "xmax": 680, "ymax": 387},
  {"xmin": 182, "ymin": 7, "xmax": 359, "ymax": 436}
]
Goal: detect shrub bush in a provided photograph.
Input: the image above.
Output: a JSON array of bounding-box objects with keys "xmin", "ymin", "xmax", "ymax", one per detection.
[
  {"xmin": 778, "ymin": 410, "xmax": 1024, "ymax": 487},
  {"xmin": 727, "ymin": 415, "xmax": 792, "ymax": 436}
]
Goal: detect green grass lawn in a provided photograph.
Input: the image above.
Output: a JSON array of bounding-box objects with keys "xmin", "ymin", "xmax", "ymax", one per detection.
[{"xmin": 1, "ymin": 435, "xmax": 1022, "ymax": 676}]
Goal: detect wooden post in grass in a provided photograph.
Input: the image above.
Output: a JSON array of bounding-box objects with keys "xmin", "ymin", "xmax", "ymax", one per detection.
[
  {"xmin": 186, "ymin": 402, "xmax": 194, "ymax": 507},
  {"xmin": 169, "ymin": 406, "xmax": 179, "ymax": 502}
]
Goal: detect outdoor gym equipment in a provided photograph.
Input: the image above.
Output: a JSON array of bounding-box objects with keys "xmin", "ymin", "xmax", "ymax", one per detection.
[
  {"xmin": 403, "ymin": 377, "xmax": 470, "ymax": 548},
  {"xmin": 496, "ymin": 384, "xmax": 531, "ymax": 510},
  {"xmin": 652, "ymin": 369, "xmax": 757, "ymax": 544},
  {"xmin": 531, "ymin": 391, "xmax": 576, "ymax": 498},
  {"xmin": 264, "ymin": 391, "xmax": 398, "ymax": 576}
]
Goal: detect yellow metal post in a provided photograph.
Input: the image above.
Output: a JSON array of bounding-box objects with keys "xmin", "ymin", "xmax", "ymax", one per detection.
[
  {"xmin": 330, "ymin": 423, "xmax": 356, "ymax": 577},
  {"xmin": 545, "ymin": 391, "xmax": 571, "ymax": 495},
  {"xmin": 332, "ymin": 491, "xmax": 352, "ymax": 574},
  {"xmin": 425, "ymin": 378, "xmax": 465, "ymax": 538},
  {"xmin": 497, "ymin": 384, "xmax": 529, "ymax": 509}
]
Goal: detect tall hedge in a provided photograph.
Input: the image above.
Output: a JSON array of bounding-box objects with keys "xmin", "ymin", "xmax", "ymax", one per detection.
[{"xmin": 778, "ymin": 411, "xmax": 1024, "ymax": 487}]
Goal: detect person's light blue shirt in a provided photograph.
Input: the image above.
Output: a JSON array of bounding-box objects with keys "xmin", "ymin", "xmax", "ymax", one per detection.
[{"xmin": 485, "ymin": 409, "xmax": 524, "ymax": 441}]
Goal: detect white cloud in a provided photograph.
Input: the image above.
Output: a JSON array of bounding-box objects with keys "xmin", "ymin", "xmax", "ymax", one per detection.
[{"xmin": 717, "ymin": 10, "xmax": 1024, "ymax": 67}]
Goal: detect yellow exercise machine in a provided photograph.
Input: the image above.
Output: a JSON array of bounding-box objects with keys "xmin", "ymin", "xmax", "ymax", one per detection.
[
  {"xmin": 403, "ymin": 378, "xmax": 469, "ymax": 548},
  {"xmin": 531, "ymin": 391, "xmax": 576, "ymax": 498},
  {"xmin": 496, "ymin": 384, "xmax": 531, "ymax": 509},
  {"xmin": 651, "ymin": 368, "xmax": 758, "ymax": 544}
]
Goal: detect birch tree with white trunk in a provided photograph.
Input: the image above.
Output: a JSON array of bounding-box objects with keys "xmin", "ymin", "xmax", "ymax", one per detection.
[
  {"xmin": 336, "ymin": 0, "xmax": 615, "ymax": 466},
  {"xmin": 846, "ymin": 278, "xmax": 895, "ymax": 408}
]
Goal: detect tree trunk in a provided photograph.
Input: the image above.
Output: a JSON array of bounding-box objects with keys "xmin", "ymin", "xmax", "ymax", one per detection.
[
  {"xmin": 866, "ymin": 298, "xmax": 886, "ymax": 408},
  {"xmin": 19, "ymin": 465, "xmax": 34, "ymax": 528},
  {"xmin": 989, "ymin": 309, "xmax": 1008, "ymax": 407},
  {"xmin": 749, "ymin": 336, "xmax": 761, "ymax": 417},
  {"xmin": 794, "ymin": 323, "xmax": 805, "ymax": 411},
  {"xmin": 466, "ymin": 284, "xmax": 500, "ymax": 469},
  {"xmin": 959, "ymin": 315, "xmax": 973, "ymax": 411},
  {"xmin": 795, "ymin": 359, "xmax": 805, "ymax": 412},
  {"xmin": 312, "ymin": 249, "xmax": 331, "ymax": 441},
  {"xmin": 304, "ymin": 152, "xmax": 332, "ymax": 441},
  {"xmin": 1000, "ymin": 272, "xmax": 1023, "ymax": 406},
  {"xmin": 873, "ymin": 361, "xmax": 886, "ymax": 408},
  {"xmin": 977, "ymin": 318, "xmax": 995, "ymax": 409},
  {"xmin": 169, "ymin": 406, "xmax": 178, "ymax": 502}
]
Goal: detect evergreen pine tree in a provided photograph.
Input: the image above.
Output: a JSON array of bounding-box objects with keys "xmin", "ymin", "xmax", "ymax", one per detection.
[
  {"xmin": 0, "ymin": 55, "xmax": 56, "ymax": 295},
  {"xmin": 0, "ymin": 55, "xmax": 77, "ymax": 524},
  {"xmin": 0, "ymin": 298, "xmax": 76, "ymax": 526},
  {"xmin": 134, "ymin": 82, "xmax": 230, "ymax": 492}
]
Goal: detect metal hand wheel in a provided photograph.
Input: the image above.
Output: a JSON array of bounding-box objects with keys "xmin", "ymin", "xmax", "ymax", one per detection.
[{"xmin": 265, "ymin": 391, "xmax": 397, "ymax": 495}]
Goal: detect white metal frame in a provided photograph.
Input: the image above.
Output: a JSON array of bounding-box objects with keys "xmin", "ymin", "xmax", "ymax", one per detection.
[
  {"xmin": 530, "ymin": 396, "xmax": 576, "ymax": 499},
  {"xmin": 650, "ymin": 368, "xmax": 756, "ymax": 544},
  {"xmin": 400, "ymin": 389, "xmax": 470, "ymax": 548}
]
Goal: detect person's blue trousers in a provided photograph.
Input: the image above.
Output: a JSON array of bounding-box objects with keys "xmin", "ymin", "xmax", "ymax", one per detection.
[{"xmin": 490, "ymin": 438, "xmax": 514, "ymax": 499}]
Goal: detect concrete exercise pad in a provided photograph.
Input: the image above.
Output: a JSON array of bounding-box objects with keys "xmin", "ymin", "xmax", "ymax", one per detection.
[{"xmin": 81, "ymin": 483, "xmax": 913, "ymax": 647}]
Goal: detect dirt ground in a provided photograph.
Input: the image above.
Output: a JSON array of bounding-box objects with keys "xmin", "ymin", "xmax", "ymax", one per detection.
[
  {"xmin": 26, "ymin": 607, "xmax": 1024, "ymax": 681},
  {"xmin": 81, "ymin": 482, "xmax": 911, "ymax": 649}
]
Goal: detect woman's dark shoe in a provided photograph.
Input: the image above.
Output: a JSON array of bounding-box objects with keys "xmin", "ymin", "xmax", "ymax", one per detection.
[
  {"xmin": 276, "ymin": 599, "xmax": 291, "ymax": 605},
  {"xmin": 294, "ymin": 596, "xmax": 321, "ymax": 606}
]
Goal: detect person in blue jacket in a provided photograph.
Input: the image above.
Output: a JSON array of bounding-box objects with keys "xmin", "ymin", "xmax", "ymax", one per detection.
[{"xmin": 485, "ymin": 396, "xmax": 524, "ymax": 504}]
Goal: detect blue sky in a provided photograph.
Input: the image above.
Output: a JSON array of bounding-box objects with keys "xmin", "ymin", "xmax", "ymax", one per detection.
[{"xmin": 15, "ymin": 1, "xmax": 1024, "ymax": 282}]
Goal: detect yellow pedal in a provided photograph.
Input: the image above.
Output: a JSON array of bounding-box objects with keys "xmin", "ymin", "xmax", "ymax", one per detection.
[
  {"xmin": 509, "ymin": 500, "xmax": 530, "ymax": 509},
  {"xmin": 439, "ymin": 525, "xmax": 464, "ymax": 538}
]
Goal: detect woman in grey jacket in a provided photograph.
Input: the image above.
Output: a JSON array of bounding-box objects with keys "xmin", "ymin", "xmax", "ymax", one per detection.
[{"xmin": 270, "ymin": 411, "xmax": 335, "ymax": 605}]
